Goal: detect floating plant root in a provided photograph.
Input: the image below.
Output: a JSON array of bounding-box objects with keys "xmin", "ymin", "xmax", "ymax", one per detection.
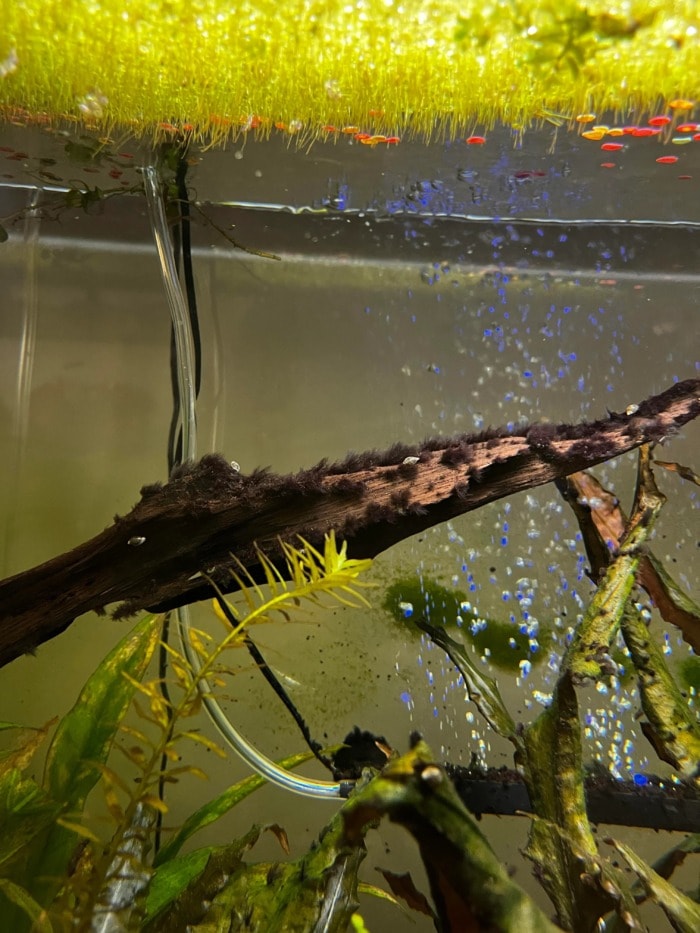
[{"xmin": 0, "ymin": 378, "xmax": 698, "ymax": 668}]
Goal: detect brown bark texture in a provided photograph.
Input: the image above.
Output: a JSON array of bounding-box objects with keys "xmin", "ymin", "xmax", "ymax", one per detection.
[{"xmin": 0, "ymin": 378, "xmax": 698, "ymax": 668}]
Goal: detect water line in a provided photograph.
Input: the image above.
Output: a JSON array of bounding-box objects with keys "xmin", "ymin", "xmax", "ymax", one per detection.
[{"xmin": 143, "ymin": 164, "xmax": 344, "ymax": 800}]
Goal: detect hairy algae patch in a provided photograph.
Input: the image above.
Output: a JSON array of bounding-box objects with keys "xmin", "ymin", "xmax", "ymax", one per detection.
[{"xmin": 382, "ymin": 575, "xmax": 548, "ymax": 674}]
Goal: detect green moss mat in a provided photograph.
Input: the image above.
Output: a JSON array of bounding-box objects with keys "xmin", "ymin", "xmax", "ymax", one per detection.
[{"xmin": 1, "ymin": 1, "xmax": 699, "ymax": 148}]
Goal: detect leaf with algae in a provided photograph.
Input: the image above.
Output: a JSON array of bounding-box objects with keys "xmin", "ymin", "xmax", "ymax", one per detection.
[
  {"xmin": 343, "ymin": 738, "xmax": 561, "ymax": 933},
  {"xmin": 414, "ymin": 619, "xmax": 518, "ymax": 742},
  {"xmin": 518, "ymin": 672, "xmax": 642, "ymax": 932},
  {"xmin": 147, "ymin": 803, "xmax": 365, "ymax": 933},
  {"xmin": 608, "ymin": 839, "xmax": 700, "ymax": 933},
  {"xmin": 23, "ymin": 614, "xmax": 161, "ymax": 912},
  {"xmin": 153, "ymin": 749, "xmax": 317, "ymax": 867},
  {"xmin": 566, "ymin": 446, "xmax": 666, "ymax": 683},
  {"xmin": 621, "ymin": 606, "xmax": 700, "ymax": 779},
  {"xmin": 562, "ymin": 453, "xmax": 700, "ymax": 777},
  {"xmin": 563, "ymin": 465, "xmax": 700, "ymax": 653}
]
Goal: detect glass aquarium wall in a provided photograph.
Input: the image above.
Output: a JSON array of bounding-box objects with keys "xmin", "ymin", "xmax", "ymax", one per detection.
[{"xmin": 0, "ymin": 120, "xmax": 698, "ymax": 930}]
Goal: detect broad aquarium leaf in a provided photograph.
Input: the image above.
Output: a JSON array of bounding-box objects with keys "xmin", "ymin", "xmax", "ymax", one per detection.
[
  {"xmin": 621, "ymin": 607, "xmax": 700, "ymax": 777},
  {"xmin": 374, "ymin": 868, "xmax": 435, "ymax": 920},
  {"xmin": 641, "ymin": 553, "xmax": 700, "ymax": 654},
  {"xmin": 649, "ymin": 833, "xmax": 700, "ymax": 882},
  {"xmin": 567, "ymin": 447, "xmax": 665, "ymax": 682},
  {"xmin": 654, "ymin": 458, "xmax": 700, "ymax": 487},
  {"xmin": 0, "ymin": 769, "xmax": 62, "ymax": 873},
  {"xmin": 343, "ymin": 739, "xmax": 561, "ymax": 933},
  {"xmin": 44, "ymin": 613, "xmax": 162, "ymax": 806},
  {"xmin": 22, "ymin": 614, "xmax": 162, "ymax": 909},
  {"xmin": 148, "ymin": 804, "xmax": 365, "ymax": 933},
  {"xmin": 610, "ymin": 839, "xmax": 700, "ymax": 933},
  {"xmin": 415, "ymin": 618, "xmax": 519, "ymax": 742},
  {"xmin": 0, "ymin": 878, "xmax": 52, "ymax": 932},
  {"xmin": 563, "ymin": 468, "xmax": 700, "ymax": 652},
  {"xmin": 567, "ymin": 546, "xmax": 640, "ymax": 683},
  {"xmin": 145, "ymin": 846, "xmax": 212, "ymax": 924},
  {"xmin": 0, "ymin": 719, "xmax": 54, "ymax": 778},
  {"xmin": 519, "ymin": 671, "xmax": 631, "ymax": 932},
  {"xmin": 145, "ymin": 827, "xmax": 263, "ymax": 928}
]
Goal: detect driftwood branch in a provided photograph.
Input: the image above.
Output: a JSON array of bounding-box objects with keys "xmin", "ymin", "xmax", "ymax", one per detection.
[
  {"xmin": 446, "ymin": 765, "xmax": 700, "ymax": 832},
  {"xmin": 0, "ymin": 379, "xmax": 698, "ymax": 668}
]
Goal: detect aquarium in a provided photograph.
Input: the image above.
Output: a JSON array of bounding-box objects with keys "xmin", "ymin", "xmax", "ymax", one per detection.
[{"xmin": 1, "ymin": 2, "xmax": 699, "ymax": 931}]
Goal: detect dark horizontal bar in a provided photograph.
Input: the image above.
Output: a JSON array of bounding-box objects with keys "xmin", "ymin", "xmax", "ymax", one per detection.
[{"xmin": 446, "ymin": 765, "xmax": 700, "ymax": 832}]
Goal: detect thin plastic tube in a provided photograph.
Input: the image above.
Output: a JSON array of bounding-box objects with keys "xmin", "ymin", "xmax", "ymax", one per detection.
[
  {"xmin": 143, "ymin": 165, "xmax": 343, "ymax": 799},
  {"xmin": 143, "ymin": 166, "xmax": 197, "ymax": 462}
]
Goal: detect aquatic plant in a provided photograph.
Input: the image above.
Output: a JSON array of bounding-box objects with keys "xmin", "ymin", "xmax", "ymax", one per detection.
[
  {"xmin": 1, "ymin": 1, "xmax": 699, "ymax": 145},
  {"xmin": 0, "ymin": 450, "xmax": 699, "ymax": 930}
]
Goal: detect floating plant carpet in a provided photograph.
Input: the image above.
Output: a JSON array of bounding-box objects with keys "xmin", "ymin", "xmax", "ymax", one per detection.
[{"xmin": 1, "ymin": 1, "xmax": 700, "ymax": 144}]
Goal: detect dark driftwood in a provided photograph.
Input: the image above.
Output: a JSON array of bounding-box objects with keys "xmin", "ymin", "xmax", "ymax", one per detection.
[
  {"xmin": 446, "ymin": 766, "xmax": 700, "ymax": 832},
  {"xmin": 0, "ymin": 379, "xmax": 698, "ymax": 668}
]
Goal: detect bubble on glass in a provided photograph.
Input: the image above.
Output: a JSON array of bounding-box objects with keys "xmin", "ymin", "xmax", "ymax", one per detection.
[
  {"xmin": 0, "ymin": 48, "xmax": 18, "ymax": 78},
  {"xmin": 77, "ymin": 88, "xmax": 108, "ymax": 119}
]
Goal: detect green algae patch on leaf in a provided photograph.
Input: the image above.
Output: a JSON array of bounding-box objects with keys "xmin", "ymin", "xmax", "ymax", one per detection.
[
  {"xmin": 610, "ymin": 840, "xmax": 700, "ymax": 933},
  {"xmin": 519, "ymin": 671, "xmax": 641, "ymax": 932},
  {"xmin": 621, "ymin": 608, "xmax": 700, "ymax": 778},
  {"xmin": 146, "ymin": 827, "xmax": 264, "ymax": 929},
  {"xmin": 343, "ymin": 739, "xmax": 561, "ymax": 933},
  {"xmin": 383, "ymin": 574, "xmax": 548, "ymax": 673},
  {"xmin": 149, "ymin": 805, "xmax": 367, "ymax": 933}
]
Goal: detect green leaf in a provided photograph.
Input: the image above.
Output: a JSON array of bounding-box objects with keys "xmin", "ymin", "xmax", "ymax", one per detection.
[
  {"xmin": 44, "ymin": 614, "xmax": 161, "ymax": 807},
  {"xmin": 568, "ymin": 447, "xmax": 665, "ymax": 682},
  {"xmin": 518, "ymin": 672, "xmax": 638, "ymax": 930},
  {"xmin": 146, "ymin": 846, "xmax": 212, "ymax": 921},
  {"xmin": 621, "ymin": 607, "xmax": 700, "ymax": 777},
  {"xmin": 146, "ymin": 828, "xmax": 264, "ymax": 929},
  {"xmin": 27, "ymin": 614, "xmax": 161, "ymax": 907},
  {"xmin": 414, "ymin": 620, "xmax": 518, "ymax": 742},
  {"xmin": 645, "ymin": 552, "xmax": 700, "ymax": 654},
  {"xmin": 610, "ymin": 840, "xmax": 700, "ymax": 933},
  {"xmin": 154, "ymin": 749, "xmax": 315, "ymax": 867},
  {"xmin": 343, "ymin": 740, "xmax": 560, "ymax": 933},
  {"xmin": 567, "ymin": 548, "xmax": 639, "ymax": 681},
  {"xmin": 0, "ymin": 769, "xmax": 61, "ymax": 872},
  {"xmin": 520, "ymin": 671, "xmax": 614, "ymax": 929},
  {"xmin": 0, "ymin": 878, "xmax": 53, "ymax": 932},
  {"xmin": 0, "ymin": 720, "xmax": 54, "ymax": 777},
  {"xmin": 0, "ymin": 223, "xmax": 8, "ymax": 243}
]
